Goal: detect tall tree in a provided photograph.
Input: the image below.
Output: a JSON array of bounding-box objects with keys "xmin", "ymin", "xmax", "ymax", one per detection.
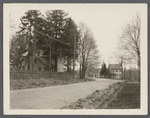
[
  {"xmin": 10, "ymin": 34, "xmax": 28, "ymax": 69},
  {"xmin": 40, "ymin": 10, "xmax": 79, "ymax": 72},
  {"xmin": 100, "ymin": 62, "xmax": 107, "ymax": 77},
  {"xmin": 62, "ymin": 17, "xmax": 80, "ymax": 72},
  {"xmin": 78, "ymin": 22, "xmax": 100, "ymax": 78},
  {"xmin": 41, "ymin": 10, "xmax": 68, "ymax": 72},
  {"xmin": 18, "ymin": 10, "xmax": 42, "ymax": 70},
  {"xmin": 118, "ymin": 14, "xmax": 140, "ymax": 80}
]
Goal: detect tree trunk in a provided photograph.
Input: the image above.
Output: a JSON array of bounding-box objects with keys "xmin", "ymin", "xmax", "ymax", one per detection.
[
  {"xmin": 32, "ymin": 13, "xmax": 37, "ymax": 71},
  {"xmin": 138, "ymin": 55, "xmax": 140, "ymax": 82},
  {"xmin": 26, "ymin": 32, "xmax": 30, "ymax": 70},
  {"xmin": 81, "ymin": 64, "xmax": 85, "ymax": 79},
  {"xmin": 32, "ymin": 37, "xmax": 36, "ymax": 71},
  {"xmin": 79, "ymin": 63, "xmax": 82, "ymax": 78},
  {"xmin": 82, "ymin": 68, "xmax": 86, "ymax": 79},
  {"xmin": 67, "ymin": 56, "xmax": 69, "ymax": 72},
  {"xmin": 81, "ymin": 56, "xmax": 85, "ymax": 78},
  {"xmin": 49, "ymin": 40, "xmax": 51, "ymax": 72},
  {"xmin": 54, "ymin": 56, "xmax": 57, "ymax": 72},
  {"xmin": 28, "ymin": 56, "xmax": 30, "ymax": 70},
  {"xmin": 69, "ymin": 59, "xmax": 71, "ymax": 73}
]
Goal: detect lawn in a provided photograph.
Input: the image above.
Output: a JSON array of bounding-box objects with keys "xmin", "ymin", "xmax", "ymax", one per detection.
[
  {"xmin": 10, "ymin": 78, "xmax": 95, "ymax": 90},
  {"xmin": 107, "ymin": 82, "xmax": 140, "ymax": 109}
]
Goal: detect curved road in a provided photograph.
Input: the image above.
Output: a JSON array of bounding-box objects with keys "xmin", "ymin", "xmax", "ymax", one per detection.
[{"xmin": 10, "ymin": 78, "xmax": 123, "ymax": 109}]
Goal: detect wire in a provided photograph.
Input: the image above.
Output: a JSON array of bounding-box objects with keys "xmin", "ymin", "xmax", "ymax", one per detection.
[
  {"xmin": 37, "ymin": 24, "xmax": 77, "ymax": 47},
  {"xmin": 34, "ymin": 29, "xmax": 73, "ymax": 47}
]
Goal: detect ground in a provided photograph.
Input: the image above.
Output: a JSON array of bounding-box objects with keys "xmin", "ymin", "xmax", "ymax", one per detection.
[
  {"xmin": 10, "ymin": 77, "xmax": 140, "ymax": 109},
  {"xmin": 107, "ymin": 82, "xmax": 140, "ymax": 109},
  {"xmin": 61, "ymin": 82, "xmax": 125, "ymax": 109},
  {"xmin": 61, "ymin": 82, "xmax": 140, "ymax": 109},
  {"xmin": 10, "ymin": 78, "xmax": 123, "ymax": 109},
  {"xmin": 10, "ymin": 77, "xmax": 95, "ymax": 90}
]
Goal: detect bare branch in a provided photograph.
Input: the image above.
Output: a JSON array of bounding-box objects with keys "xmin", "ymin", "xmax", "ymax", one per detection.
[{"xmin": 118, "ymin": 14, "xmax": 140, "ymax": 68}]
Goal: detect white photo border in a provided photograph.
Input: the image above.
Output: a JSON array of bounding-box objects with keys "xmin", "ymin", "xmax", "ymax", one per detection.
[{"xmin": 3, "ymin": 3, "xmax": 148, "ymax": 115}]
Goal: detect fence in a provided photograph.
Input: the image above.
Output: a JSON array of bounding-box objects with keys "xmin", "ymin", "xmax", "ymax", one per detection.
[
  {"xmin": 123, "ymin": 69, "xmax": 140, "ymax": 81},
  {"xmin": 10, "ymin": 70, "xmax": 79, "ymax": 80}
]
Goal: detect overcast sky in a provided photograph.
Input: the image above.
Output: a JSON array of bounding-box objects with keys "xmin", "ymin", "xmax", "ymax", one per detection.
[{"xmin": 9, "ymin": 4, "xmax": 146, "ymax": 68}]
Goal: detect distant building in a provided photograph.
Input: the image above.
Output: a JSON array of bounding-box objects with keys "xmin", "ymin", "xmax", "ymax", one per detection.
[
  {"xmin": 20, "ymin": 55, "xmax": 64, "ymax": 72},
  {"xmin": 93, "ymin": 69, "xmax": 101, "ymax": 78},
  {"xmin": 87, "ymin": 67, "xmax": 101, "ymax": 78},
  {"xmin": 29, "ymin": 56, "xmax": 48, "ymax": 71},
  {"xmin": 108, "ymin": 64, "xmax": 122, "ymax": 78}
]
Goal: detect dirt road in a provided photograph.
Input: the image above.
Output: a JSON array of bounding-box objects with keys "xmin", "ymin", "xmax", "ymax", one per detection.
[{"xmin": 10, "ymin": 78, "xmax": 123, "ymax": 109}]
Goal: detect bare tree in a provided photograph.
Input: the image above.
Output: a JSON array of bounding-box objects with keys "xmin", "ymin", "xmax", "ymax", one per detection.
[
  {"xmin": 78, "ymin": 23, "xmax": 100, "ymax": 78},
  {"xmin": 118, "ymin": 14, "xmax": 140, "ymax": 80},
  {"xmin": 119, "ymin": 14, "xmax": 140, "ymax": 67}
]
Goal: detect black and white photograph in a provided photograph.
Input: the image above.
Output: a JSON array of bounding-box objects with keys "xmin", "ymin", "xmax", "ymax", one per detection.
[{"xmin": 3, "ymin": 3, "xmax": 147, "ymax": 115}]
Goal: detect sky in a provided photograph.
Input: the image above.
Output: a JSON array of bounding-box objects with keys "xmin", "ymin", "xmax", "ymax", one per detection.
[{"xmin": 9, "ymin": 4, "xmax": 146, "ymax": 68}]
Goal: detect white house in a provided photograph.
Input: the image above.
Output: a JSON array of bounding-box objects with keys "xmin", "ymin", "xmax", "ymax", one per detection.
[
  {"xmin": 57, "ymin": 57, "xmax": 65, "ymax": 72},
  {"xmin": 108, "ymin": 64, "xmax": 122, "ymax": 78},
  {"xmin": 21, "ymin": 55, "xmax": 64, "ymax": 72}
]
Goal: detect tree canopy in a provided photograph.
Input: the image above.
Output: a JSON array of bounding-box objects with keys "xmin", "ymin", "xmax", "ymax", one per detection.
[
  {"xmin": 10, "ymin": 10, "xmax": 100, "ymax": 76},
  {"xmin": 10, "ymin": 10, "xmax": 80, "ymax": 71}
]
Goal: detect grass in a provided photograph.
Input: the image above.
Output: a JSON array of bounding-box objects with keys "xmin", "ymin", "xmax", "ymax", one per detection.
[
  {"xmin": 61, "ymin": 82, "xmax": 125, "ymax": 109},
  {"xmin": 10, "ymin": 77, "xmax": 95, "ymax": 90},
  {"xmin": 107, "ymin": 82, "xmax": 140, "ymax": 109}
]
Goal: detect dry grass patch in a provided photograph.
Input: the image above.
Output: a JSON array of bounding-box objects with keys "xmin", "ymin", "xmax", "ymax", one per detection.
[
  {"xmin": 10, "ymin": 78, "xmax": 95, "ymax": 90},
  {"xmin": 107, "ymin": 82, "xmax": 140, "ymax": 109},
  {"xmin": 61, "ymin": 82, "xmax": 125, "ymax": 109}
]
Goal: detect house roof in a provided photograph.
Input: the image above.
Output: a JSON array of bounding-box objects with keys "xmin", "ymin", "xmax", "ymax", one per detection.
[
  {"xmin": 35, "ymin": 54, "xmax": 64, "ymax": 66},
  {"xmin": 109, "ymin": 64, "xmax": 121, "ymax": 68},
  {"xmin": 36, "ymin": 56, "xmax": 48, "ymax": 66}
]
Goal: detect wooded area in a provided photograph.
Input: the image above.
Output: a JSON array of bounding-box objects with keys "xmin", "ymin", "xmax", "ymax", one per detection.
[{"xmin": 10, "ymin": 10, "xmax": 100, "ymax": 79}]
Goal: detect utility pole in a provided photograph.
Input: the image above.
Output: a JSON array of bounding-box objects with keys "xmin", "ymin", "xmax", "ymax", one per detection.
[
  {"xmin": 49, "ymin": 23, "xmax": 53, "ymax": 72},
  {"xmin": 49, "ymin": 38, "xmax": 51, "ymax": 72},
  {"xmin": 32, "ymin": 12, "xmax": 37, "ymax": 71},
  {"xmin": 26, "ymin": 31, "xmax": 30, "ymax": 70},
  {"xmin": 73, "ymin": 29, "xmax": 76, "ymax": 79}
]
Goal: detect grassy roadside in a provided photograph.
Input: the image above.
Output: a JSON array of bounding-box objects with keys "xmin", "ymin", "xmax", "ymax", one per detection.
[
  {"xmin": 61, "ymin": 82, "xmax": 140, "ymax": 109},
  {"xmin": 61, "ymin": 82, "xmax": 125, "ymax": 109},
  {"xmin": 107, "ymin": 82, "xmax": 140, "ymax": 109},
  {"xmin": 10, "ymin": 78, "xmax": 95, "ymax": 90}
]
